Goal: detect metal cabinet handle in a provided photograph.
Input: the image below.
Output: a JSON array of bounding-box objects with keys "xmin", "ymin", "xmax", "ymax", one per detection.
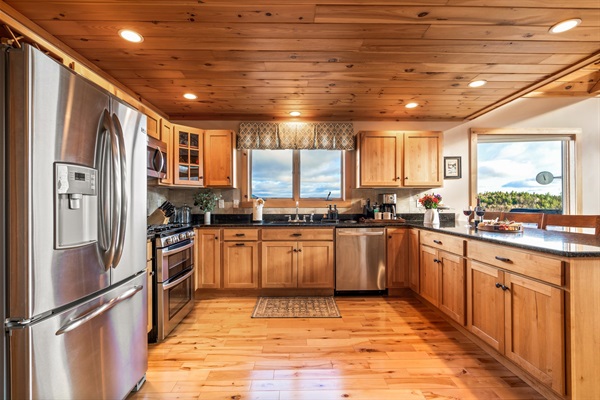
[
  {"xmin": 56, "ymin": 285, "xmax": 143, "ymax": 336},
  {"xmin": 293, "ymin": 248, "xmax": 298, "ymax": 252},
  {"xmin": 292, "ymin": 233, "xmax": 302, "ymax": 237},
  {"xmin": 495, "ymin": 256, "xmax": 511, "ymax": 262},
  {"xmin": 495, "ymin": 282, "xmax": 509, "ymax": 291},
  {"xmin": 433, "ymin": 240, "xmax": 442, "ymax": 245},
  {"xmin": 297, "ymin": 248, "xmax": 302, "ymax": 252},
  {"xmin": 235, "ymin": 233, "xmax": 245, "ymax": 237},
  {"xmin": 235, "ymin": 243, "xmax": 245, "ymax": 246}
]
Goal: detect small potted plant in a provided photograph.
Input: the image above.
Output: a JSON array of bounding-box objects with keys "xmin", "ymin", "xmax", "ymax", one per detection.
[{"xmin": 194, "ymin": 190, "xmax": 221, "ymax": 225}]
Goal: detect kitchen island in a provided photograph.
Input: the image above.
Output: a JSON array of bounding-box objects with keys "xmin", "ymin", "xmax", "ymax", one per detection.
[{"xmin": 194, "ymin": 219, "xmax": 600, "ymax": 400}]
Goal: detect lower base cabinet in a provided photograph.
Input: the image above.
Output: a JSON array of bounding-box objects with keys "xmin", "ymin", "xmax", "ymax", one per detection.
[
  {"xmin": 223, "ymin": 242, "xmax": 259, "ymax": 288},
  {"xmin": 261, "ymin": 241, "xmax": 334, "ymax": 288},
  {"xmin": 467, "ymin": 260, "xmax": 565, "ymax": 395},
  {"xmin": 195, "ymin": 228, "xmax": 222, "ymax": 289}
]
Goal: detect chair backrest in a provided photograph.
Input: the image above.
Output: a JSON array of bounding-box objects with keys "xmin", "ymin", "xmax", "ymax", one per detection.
[
  {"xmin": 541, "ymin": 214, "xmax": 600, "ymax": 236},
  {"xmin": 501, "ymin": 212, "xmax": 545, "ymax": 228},
  {"xmin": 483, "ymin": 211, "xmax": 503, "ymax": 221}
]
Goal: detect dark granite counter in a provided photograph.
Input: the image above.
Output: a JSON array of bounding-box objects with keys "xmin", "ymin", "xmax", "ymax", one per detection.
[{"xmin": 194, "ymin": 215, "xmax": 600, "ymax": 257}]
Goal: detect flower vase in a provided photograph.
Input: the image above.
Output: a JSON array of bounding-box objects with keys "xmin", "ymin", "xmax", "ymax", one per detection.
[
  {"xmin": 424, "ymin": 208, "xmax": 440, "ymax": 226},
  {"xmin": 204, "ymin": 211, "xmax": 211, "ymax": 225}
]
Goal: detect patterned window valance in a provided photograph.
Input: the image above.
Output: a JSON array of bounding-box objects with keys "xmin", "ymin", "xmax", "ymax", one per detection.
[{"xmin": 237, "ymin": 122, "xmax": 355, "ymax": 150}]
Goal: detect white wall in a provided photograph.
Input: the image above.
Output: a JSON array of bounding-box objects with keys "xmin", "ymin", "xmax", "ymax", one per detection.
[{"xmin": 176, "ymin": 96, "xmax": 600, "ymax": 218}]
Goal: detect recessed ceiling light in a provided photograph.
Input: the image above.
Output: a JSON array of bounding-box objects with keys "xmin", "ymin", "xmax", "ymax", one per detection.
[
  {"xmin": 289, "ymin": 111, "xmax": 301, "ymax": 117},
  {"xmin": 468, "ymin": 80, "xmax": 487, "ymax": 88},
  {"xmin": 118, "ymin": 29, "xmax": 144, "ymax": 43},
  {"xmin": 405, "ymin": 102, "xmax": 419, "ymax": 109},
  {"xmin": 183, "ymin": 93, "xmax": 197, "ymax": 100},
  {"xmin": 549, "ymin": 18, "xmax": 582, "ymax": 34}
]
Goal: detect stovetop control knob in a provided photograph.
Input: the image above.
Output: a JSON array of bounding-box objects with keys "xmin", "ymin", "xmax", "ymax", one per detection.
[
  {"xmin": 165, "ymin": 237, "xmax": 173, "ymax": 245},
  {"xmin": 187, "ymin": 231, "xmax": 195, "ymax": 238},
  {"xmin": 179, "ymin": 233, "xmax": 187, "ymax": 241}
]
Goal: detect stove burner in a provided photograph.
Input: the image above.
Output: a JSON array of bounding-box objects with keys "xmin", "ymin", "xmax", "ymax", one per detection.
[{"xmin": 147, "ymin": 223, "xmax": 188, "ymax": 236}]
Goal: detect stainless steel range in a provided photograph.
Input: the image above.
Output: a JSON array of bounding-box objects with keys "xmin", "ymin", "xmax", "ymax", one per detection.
[{"xmin": 147, "ymin": 224, "xmax": 195, "ymax": 342}]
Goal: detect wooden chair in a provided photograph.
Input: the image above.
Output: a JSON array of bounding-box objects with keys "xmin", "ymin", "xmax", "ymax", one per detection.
[
  {"xmin": 482, "ymin": 211, "xmax": 503, "ymax": 221},
  {"xmin": 541, "ymin": 214, "xmax": 600, "ymax": 236},
  {"xmin": 501, "ymin": 212, "xmax": 545, "ymax": 228}
]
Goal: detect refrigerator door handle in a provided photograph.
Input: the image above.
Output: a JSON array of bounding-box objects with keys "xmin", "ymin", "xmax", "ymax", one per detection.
[
  {"xmin": 97, "ymin": 110, "xmax": 118, "ymax": 270},
  {"xmin": 55, "ymin": 285, "xmax": 143, "ymax": 336},
  {"xmin": 111, "ymin": 113, "xmax": 128, "ymax": 268}
]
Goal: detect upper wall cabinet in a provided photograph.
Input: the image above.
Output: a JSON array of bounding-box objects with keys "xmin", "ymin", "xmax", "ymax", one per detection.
[
  {"xmin": 173, "ymin": 125, "xmax": 204, "ymax": 186},
  {"xmin": 145, "ymin": 110, "xmax": 161, "ymax": 140},
  {"xmin": 204, "ymin": 130, "xmax": 236, "ymax": 188},
  {"xmin": 159, "ymin": 119, "xmax": 174, "ymax": 186},
  {"xmin": 357, "ymin": 131, "xmax": 442, "ymax": 188}
]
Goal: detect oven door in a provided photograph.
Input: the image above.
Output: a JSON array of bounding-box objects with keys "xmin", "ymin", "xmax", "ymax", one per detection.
[
  {"xmin": 147, "ymin": 136, "xmax": 167, "ymax": 179},
  {"xmin": 157, "ymin": 267, "xmax": 194, "ymax": 341},
  {"xmin": 156, "ymin": 239, "xmax": 194, "ymax": 283}
]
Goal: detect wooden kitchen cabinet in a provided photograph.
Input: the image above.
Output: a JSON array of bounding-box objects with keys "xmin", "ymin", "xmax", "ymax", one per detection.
[
  {"xmin": 466, "ymin": 241, "xmax": 566, "ymax": 396},
  {"xmin": 466, "ymin": 260, "xmax": 565, "ymax": 395},
  {"xmin": 408, "ymin": 229, "xmax": 420, "ymax": 292},
  {"xmin": 358, "ymin": 131, "xmax": 403, "ymax": 187},
  {"xmin": 261, "ymin": 228, "xmax": 334, "ymax": 289},
  {"xmin": 173, "ymin": 125, "xmax": 204, "ymax": 186},
  {"xmin": 204, "ymin": 130, "xmax": 235, "ymax": 188},
  {"xmin": 357, "ymin": 131, "xmax": 442, "ymax": 188},
  {"xmin": 403, "ymin": 131, "xmax": 442, "ymax": 187},
  {"xmin": 222, "ymin": 228, "xmax": 259, "ymax": 289},
  {"xmin": 419, "ymin": 231, "xmax": 466, "ymax": 324},
  {"xmin": 386, "ymin": 228, "xmax": 408, "ymax": 288},
  {"xmin": 195, "ymin": 228, "xmax": 221, "ymax": 289},
  {"xmin": 145, "ymin": 111, "xmax": 160, "ymax": 140}
]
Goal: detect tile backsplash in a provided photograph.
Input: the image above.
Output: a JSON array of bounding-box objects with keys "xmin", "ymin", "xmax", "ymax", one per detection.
[{"xmin": 148, "ymin": 186, "xmax": 444, "ymax": 218}]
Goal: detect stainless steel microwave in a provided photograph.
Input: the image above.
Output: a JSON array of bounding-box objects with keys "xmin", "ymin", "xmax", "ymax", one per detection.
[{"xmin": 147, "ymin": 136, "xmax": 167, "ymax": 179}]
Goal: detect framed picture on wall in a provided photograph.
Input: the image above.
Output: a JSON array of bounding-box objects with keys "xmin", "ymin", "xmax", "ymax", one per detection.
[{"xmin": 444, "ymin": 156, "xmax": 461, "ymax": 179}]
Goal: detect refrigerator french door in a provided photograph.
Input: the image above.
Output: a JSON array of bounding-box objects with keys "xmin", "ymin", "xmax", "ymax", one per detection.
[{"xmin": 2, "ymin": 44, "xmax": 148, "ymax": 399}]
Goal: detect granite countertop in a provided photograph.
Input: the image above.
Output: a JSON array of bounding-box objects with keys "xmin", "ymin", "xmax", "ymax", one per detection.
[{"xmin": 194, "ymin": 216, "xmax": 600, "ymax": 258}]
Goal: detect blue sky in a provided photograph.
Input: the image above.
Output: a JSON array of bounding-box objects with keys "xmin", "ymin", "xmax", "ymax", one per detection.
[
  {"xmin": 252, "ymin": 150, "xmax": 342, "ymax": 199},
  {"xmin": 477, "ymin": 141, "xmax": 562, "ymax": 195}
]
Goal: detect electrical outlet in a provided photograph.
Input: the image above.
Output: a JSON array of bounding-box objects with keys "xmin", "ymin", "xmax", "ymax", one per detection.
[
  {"xmin": 218, "ymin": 199, "xmax": 225, "ymax": 209},
  {"xmin": 360, "ymin": 199, "xmax": 367, "ymax": 207},
  {"xmin": 416, "ymin": 199, "xmax": 422, "ymax": 208},
  {"xmin": 233, "ymin": 199, "xmax": 240, "ymax": 208}
]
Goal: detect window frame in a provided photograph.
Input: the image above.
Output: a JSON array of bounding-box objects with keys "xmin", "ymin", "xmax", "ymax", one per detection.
[
  {"xmin": 469, "ymin": 128, "xmax": 581, "ymax": 214},
  {"xmin": 240, "ymin": 149, "xmax": 353, "ymax": 208}
]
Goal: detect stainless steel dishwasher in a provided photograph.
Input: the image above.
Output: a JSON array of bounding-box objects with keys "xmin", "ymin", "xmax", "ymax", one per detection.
[{"xmin": 335, "ymin": 227, "xmax": 386, "ymax": 292}]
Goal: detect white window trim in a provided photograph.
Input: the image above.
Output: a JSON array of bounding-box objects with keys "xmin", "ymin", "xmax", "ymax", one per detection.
[{"xmin": 469, "ymin": 128, "xmax": 581, "ymax": 214}]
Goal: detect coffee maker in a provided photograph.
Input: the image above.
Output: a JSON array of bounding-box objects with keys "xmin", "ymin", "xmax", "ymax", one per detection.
[{"xmin": 380, "ymin": 193, "xmax": 397, "ymax": 219}]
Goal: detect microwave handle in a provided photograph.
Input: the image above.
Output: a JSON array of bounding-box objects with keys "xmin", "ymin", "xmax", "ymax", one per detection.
[{"xmin": 152, "ymin": 146, "xmax": 165, "ymax": 174}]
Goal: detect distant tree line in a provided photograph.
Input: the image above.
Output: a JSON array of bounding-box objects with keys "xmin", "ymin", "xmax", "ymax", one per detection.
[{"xmin": 479, "ymin": 191, "xmax": 562, "ymax": 212}]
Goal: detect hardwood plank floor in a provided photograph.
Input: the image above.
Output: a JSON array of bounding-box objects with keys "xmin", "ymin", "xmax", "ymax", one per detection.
[{"xmin": 128, "ymin": 297, "xmax": 546, "ymax": 400}]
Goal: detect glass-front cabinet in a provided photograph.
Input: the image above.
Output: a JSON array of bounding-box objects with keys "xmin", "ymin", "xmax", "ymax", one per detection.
[{"xmin": 173, "ymin": 125, "xmax": 204, "ymax": 186}]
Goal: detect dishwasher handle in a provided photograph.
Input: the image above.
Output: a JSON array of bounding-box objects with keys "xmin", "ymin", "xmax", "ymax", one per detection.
[{"xmin": 337, "ymin": 231, "xmax": 385, "ymax": 237}]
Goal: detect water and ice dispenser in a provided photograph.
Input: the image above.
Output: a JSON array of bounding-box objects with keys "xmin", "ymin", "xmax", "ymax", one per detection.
[{"xmin": 55, "ymin": 163, "xmax": 98, "ymax": 248}]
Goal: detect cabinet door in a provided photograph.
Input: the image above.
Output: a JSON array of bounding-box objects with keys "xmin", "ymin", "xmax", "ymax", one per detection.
[
  {"xmin": 408, "ymin": 229, "xmax": 420, "ymax": 292},
  {"xmin": 438, "ymin": 250, "xmax": 465, "ymax": 324},
  {"xmin": 467, "ymin": 261, "xmax": 505, "ymax": 352},
  {"xmin": 504, "ymin": 273, "xmax": 565, "ymax": 395},
  {"xmin": 196, "ymin": 229, "xmax": 221, "ymax": 289},
  {"xmin": 419, "ymin": 245, "xmax": 439, "ymax": 306},
  {"xmin": 159, "ymin": 119, "xmax": 173, "ymax": 185},
  {"xmin": 403, "ymin": 131, "xmax": 442, "ymax": 187},
  {"xmin": 386, "ymin": 228, "xmax": 408, "ymax": 288},
  {"xmin": 223, "ymin": 242, "xmax": 259, "ymax": 289},
  {"xmin": 261, "ymin": 241, "xmax": 297, "ymax": 288},
  {"xmin": 204, "ymin": 130, "xmax": 234, "ymax": 187},
  {"xmin": 297, "ymin": 241, "xmax": 334, "ymax": 288},
  {"xmin": 358, "ymin": 131, "xmax": 402, "ymax": 187},
  {"xmin": 146, "ymin": 112, "xmax": 160, "ymax": 139},
  {"xmin": 173, "ymin": 125, "xmax": 204, "ymax": 186}
]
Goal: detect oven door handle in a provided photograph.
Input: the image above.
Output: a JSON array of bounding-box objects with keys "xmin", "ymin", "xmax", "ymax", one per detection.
[
  {"xmin": 161, "ymin": 240, "xmax": 194, "ymax": 256},
  {"xmin": 162, "ymin": 268, "xmax": 194, "ymax": 290}
]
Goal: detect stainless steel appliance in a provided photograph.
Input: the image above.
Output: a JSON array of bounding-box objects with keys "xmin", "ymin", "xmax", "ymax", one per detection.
[
  {"xmin": 335, "ymin": 228, "xmax": 386, "ymax": 292},
  {"xmin": 1, "ymin": 44, "xmax": 148, "ymax": 399},
  {"xmin": 380, "ymin": 193, "xmax": 397, "ymax": 218},
  {"xmin": 147, "ymin": 136, "xmax": 167, "ymax": 179},
  {"xmin": 147, "ymin": 224, "xmax": 195, "ymax": 342}
]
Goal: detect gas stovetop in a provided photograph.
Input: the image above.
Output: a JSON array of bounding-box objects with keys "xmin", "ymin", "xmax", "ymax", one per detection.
[{"xmin": 147, "ymin": 224, "xmax": 194, "ymax": 247}]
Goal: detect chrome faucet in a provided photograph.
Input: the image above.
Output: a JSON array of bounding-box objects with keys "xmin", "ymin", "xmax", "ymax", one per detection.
[{"xmin": 295, "ymin": 201, "xmax": 300, "ymax": 222}]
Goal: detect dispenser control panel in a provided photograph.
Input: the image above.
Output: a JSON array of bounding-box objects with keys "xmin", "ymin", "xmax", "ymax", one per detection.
[{"xmin": 56, "ymin": 164, "xmax": 96, "ymax": 196}]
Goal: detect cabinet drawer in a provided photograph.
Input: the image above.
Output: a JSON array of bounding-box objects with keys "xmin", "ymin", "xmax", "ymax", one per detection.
[
  {"xmin": 421, "ymin": 231, "xmax": 465, "ymax": 255},
  {"xmin": 223, "ymin": 228, "xmax": 260, "ymax": 241},
  {"xmin": 467, "ymin": 240, "xmax": 563, "ymax": 286},
  {"xmin": 261, "ymin": 228, "xmax": 334, "ymax": 241}
]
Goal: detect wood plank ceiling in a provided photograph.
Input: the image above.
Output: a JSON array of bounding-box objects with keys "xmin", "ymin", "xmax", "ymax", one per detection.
[{"xmin": 3, "ymin": 0, "xmax": 600, "ymax": 121}]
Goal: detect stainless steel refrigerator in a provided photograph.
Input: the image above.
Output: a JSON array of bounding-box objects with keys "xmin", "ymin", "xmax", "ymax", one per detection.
[{"xmin": 1, "ymin": 44, "xmax": 148, "ymax": 399}]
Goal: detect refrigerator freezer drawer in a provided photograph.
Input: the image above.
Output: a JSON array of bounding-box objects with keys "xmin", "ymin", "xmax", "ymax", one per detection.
[{"xmin": 8, "ymin": 272, "xmax": 148, "ymax": 400}]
